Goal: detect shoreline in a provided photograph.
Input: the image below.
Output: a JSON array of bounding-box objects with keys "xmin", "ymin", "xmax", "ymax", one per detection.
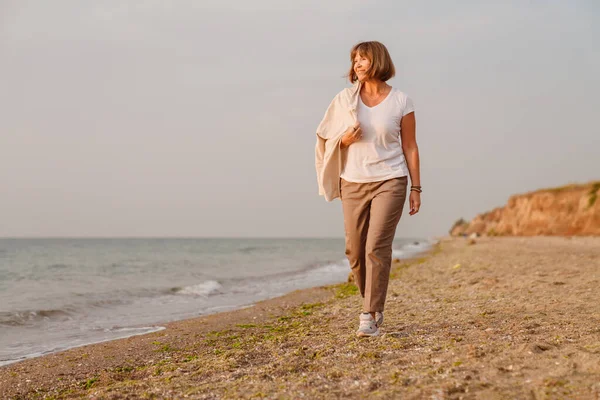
[
  {"xmin": 0, "ymin": 240, "xmax": 436, "ymax": 369},
  {"xmin": 0, "ymin": 279, "xmax": 346, "ymax": 398},
  {"xmin": 0, "ymin": 283, "xmax": 333, "ymax": 369},
  {"xmin": 0, "ymin": 243, "xmax": 436, "ymax": 396},
  {"xmin": 0, "ymin": 326, "xmax": 168, "ymax": 369},
  {"xmin": 3, "ymin": 236, "xmax": 599, "ymax": 399},
  {"xmin": 0, "ymin": 238, "xmax": 435, "ymax": 369}
]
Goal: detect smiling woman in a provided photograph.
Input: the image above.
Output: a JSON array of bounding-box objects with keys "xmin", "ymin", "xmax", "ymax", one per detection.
[
  {"xmin": 347, "ymin": 41, "xmax": 396, "ymax": 87},
  {"xmin": 315, "ymin": 40, "xmax": 422, "ymax": 338}
]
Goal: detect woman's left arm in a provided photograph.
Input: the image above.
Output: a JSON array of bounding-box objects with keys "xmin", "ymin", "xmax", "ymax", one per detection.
[{"xmin": 400, "ymin": 112, "xmax": 421, "ymax": 215}]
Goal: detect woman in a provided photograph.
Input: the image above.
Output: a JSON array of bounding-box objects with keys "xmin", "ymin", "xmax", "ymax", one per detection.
[{"xmin": 315, "ymin": 41, "xmax": 421, "ymax": 337}]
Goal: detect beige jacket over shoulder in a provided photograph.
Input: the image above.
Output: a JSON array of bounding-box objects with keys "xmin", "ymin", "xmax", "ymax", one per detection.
[{"xmin": 315, "ymin": 83, "xmax": 362, "ymax": 202}]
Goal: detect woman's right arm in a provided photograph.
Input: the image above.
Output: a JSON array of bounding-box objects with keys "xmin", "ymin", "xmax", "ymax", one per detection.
[{"xmin": 340, "ymin": 123, "xmax": 362, "ymax": 149}]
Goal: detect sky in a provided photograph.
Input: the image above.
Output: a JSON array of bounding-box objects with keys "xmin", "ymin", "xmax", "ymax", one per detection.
[{"xmin": 0, "ymin": 1, "xmax": 598, "ymax": 239}]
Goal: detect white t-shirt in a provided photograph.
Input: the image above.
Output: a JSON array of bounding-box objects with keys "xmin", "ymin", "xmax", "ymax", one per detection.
[{"xmin": 340, "ymin": 87, "xmax": 414, "ymax": 183}]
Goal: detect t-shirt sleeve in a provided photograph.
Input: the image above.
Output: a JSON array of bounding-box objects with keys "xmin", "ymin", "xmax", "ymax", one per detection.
[{"xmin": 402, "ymin": 95, "xmax": 415, "ymax": 117}]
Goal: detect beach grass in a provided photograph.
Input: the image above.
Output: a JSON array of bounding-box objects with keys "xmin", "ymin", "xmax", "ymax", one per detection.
[{"xmin": 588, "ymin": 182, "xmax": 600, "ymax": 208}]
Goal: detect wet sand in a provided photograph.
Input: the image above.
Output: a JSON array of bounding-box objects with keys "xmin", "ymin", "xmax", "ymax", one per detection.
[{"xmin": 1, "ymin": 236, "xmax": 600, "ymax": 399}]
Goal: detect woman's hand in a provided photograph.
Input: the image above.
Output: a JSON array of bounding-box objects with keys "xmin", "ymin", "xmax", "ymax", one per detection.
[
  {"xmin": 341, "ymin": 123, "xmax": 362, "ymax": 148},
  {"xmin": 409, "ymin": 190, "xmax": 421, "ymax": 215}
]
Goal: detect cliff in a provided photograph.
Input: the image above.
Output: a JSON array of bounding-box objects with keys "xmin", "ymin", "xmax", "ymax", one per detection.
[{"xmin": 450, "ymin": 181, "xmax": 600, "ymax": 236}]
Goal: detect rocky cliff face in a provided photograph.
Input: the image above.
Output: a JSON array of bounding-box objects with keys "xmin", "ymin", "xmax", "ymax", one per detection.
[{"xmin": 451, "ymin": 181, "xmax": 600, "ymax": 236}]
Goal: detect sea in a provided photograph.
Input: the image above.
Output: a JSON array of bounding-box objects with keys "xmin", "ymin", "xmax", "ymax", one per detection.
[{"xmin": 0, "ymin": 237, "xmax": 434, "ymax": 366}]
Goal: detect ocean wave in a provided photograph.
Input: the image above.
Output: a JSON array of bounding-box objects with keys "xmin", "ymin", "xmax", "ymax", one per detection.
[
  {"xmin": 171, "ymin": 280, "xmax": 222, "ymax": 297},
  {"xmin": 392, "ymin": 240, "xmax": 434, "ymax": 259},
  {"xmin": 89, "ymin": 298, "xmax": 130, "ymax": 308},
  {"xmin": 99, "ymin": 326, "xmax": 167, "ymax": 334},
  {"xmin": 311, "ymin": 259, "xmax": 350, "ymax": 274},
  {"xmin": 237, "ymin": 246, "xmax": 261, "ymax": 253},
  {"xmin": 47, "ymin": 263, "xmax": 70, "ymax": 269},
  {"xmin": 0, "ymin": 309, "xmax": 74, "ymax": 327}
]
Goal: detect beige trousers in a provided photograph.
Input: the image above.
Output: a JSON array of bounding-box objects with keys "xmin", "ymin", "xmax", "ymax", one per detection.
[{"xmin": 340, "ymin": 176, "xmax": 408, "ymax": 313}]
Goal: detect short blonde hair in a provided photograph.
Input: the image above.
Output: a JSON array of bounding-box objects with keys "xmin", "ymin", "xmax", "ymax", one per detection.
[{"xmin": 347, "ymin": 41, "xmax": 396, "ymax": 83}]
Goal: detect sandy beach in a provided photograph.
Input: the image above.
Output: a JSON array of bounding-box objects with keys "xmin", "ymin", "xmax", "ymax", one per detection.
[{"xmin": 1, "ymin": 236, "xmax": 600, "ymax": 399}]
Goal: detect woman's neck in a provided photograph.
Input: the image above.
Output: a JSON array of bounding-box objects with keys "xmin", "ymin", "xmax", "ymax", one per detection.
[{"xmin": 360, "ymin": 79, "xmax": 390, "ymax": 95}]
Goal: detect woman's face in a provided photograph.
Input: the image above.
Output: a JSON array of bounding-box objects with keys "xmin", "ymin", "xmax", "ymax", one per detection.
[{"xmin": 353, "ymin": 52, "xmax": 371, "ymax": 82}]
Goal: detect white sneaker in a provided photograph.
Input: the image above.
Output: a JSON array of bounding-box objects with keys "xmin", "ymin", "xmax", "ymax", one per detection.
[
  {"xmin": 375, "ymin": 312, "xmax": 384, "ymax": 327},
  {"xmin": 356, "ymin": 313, "xmax": 380, "ymax": 337}
]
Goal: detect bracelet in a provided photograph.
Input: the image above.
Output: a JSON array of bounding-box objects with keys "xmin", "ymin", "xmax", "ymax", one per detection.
[
  {"xmin": 410, "ymin": 187, "xmax": 422, "ymax": 193},
  {"xmin": 411, "ymin": 185, "xmax": 421, "ymax": 189}
]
